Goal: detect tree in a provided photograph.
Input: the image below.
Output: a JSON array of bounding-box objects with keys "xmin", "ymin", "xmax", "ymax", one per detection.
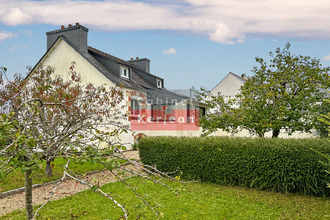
[
  {"xmin": 0, "ymin": 63, "xmax": 126, "ymax": 176},
  {"xmin": 200, "ymin": 43, "xmax": 330, "ymax": 137},
  {"xmin": 315, "ymin": 97, "xmax": 330, "ymax": 137},
  {"xmin": 0, "ymin": 65, "xmax": 187, "ymax": 219}
]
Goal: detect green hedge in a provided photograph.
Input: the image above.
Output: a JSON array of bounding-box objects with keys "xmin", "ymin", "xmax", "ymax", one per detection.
[{"xmin": 139, "ymin": 136, "xmax": 330, "ymax": 196}]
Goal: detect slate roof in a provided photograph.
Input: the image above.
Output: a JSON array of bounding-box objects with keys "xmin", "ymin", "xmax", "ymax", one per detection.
[
  {"xmin": 30, "ymin": 28, "xmax": 191, "ymax": 103},
  {"xmin": 86, "ymin": 47, "xmax": 192, "ymax": 102},
  {"xmin": 147, "ymin": 88, "xmax": 190, "ymax": 105}
]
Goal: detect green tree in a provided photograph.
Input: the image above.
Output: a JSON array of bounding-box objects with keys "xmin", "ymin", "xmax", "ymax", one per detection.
[
  {"xmin": 315, "ymin": 98, "xmax": 330, "ymax": 137},
  {"xmin": 200, "ymin": 43, "xmax": 330, "ymax": 137}
]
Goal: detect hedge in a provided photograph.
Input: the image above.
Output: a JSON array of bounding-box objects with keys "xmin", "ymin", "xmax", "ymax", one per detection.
[{"xmin": 138, "ymin": 136, "xmax": 330, "ymax": 196}]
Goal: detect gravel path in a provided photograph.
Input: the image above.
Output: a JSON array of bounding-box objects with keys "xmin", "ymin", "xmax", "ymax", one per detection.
[{"xmin": 0, "ymin": 151, "xmax": 140, "ymax": 216}]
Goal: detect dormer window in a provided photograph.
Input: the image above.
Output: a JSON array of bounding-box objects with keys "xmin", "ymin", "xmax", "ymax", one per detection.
[
  {"xmin": 121, "ymin": 66, "xmax": 129, "ymax": 79},
  {"xmin": 157, "ymin": 79, "xmax": 163, "ymax": 88}
]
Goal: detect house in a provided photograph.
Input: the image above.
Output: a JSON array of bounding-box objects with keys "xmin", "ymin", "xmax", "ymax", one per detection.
[
  {"xmin": 211, "ymin": 72, "xmax": 247, "ymax": 102},
  {"xmin": 207, "ymin": 72, "xmax": 318, "ymax": 138},
  {"xmin": 30, "ymin": 23, "xmax": 208, "ymax": 145}
]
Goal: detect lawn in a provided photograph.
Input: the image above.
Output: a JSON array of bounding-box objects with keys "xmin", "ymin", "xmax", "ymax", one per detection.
[
  {"xmin": 1, "ymin": 177, "xmax": 329, "ymax": 219},
  {"xmin": 0, "ymin": 158, "xmax": 104, "ymax": 192}
]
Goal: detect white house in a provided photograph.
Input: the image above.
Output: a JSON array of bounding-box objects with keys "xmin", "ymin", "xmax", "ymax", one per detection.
[
  {"xmin": 208, "ymin": 72, "xmax": 318, "ymax": 138},
  {"xmin": 211, "ymin": 72, "xmax": 247, "ymax": 101},
  {"xmin": 29, "ymin": 23, "xmax": 208, "ymax": 145}
]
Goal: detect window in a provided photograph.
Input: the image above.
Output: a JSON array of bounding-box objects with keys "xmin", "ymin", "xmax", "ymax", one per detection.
[
  {"xmin": 195, "ymin": 106, "xmax": 206, "ymax": 127},
  {"xmin": 121, "ymin": 66, "xmax": 129, "ymax": 79},
  {"xmin": 131, "ymin": 99, "xmax": 141, "ymax": 120},
  {"xmin": 151, "ymin": 104, "xmax": 175, "ymax": 121},
  {"xmin": 195, "ymin": 106, "xmax": 206, "ymax": 117},
  {"xmin": 157, "ymin": 79, "xmax": 162, "ymax": 88}
]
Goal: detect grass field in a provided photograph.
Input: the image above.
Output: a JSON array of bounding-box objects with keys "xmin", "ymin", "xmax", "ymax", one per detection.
[
  {"xmin": 1, "ymin": 177, "xmax": 329, "ymax": 219},
  {"xmin": 0, "ymin": 158, "xmax": 104, "ymax": 192}
]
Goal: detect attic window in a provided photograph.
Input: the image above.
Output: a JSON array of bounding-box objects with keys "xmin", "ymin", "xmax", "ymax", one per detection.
[
  {"xmin": 121, "ymin": 66, "xmax": 129, "ymax": 79},
  {"xmin": 157, "ymin": 79, "xmax": 162, "ymax": 88}
]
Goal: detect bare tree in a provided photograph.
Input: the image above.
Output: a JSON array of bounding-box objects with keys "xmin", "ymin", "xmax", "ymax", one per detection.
[{"xmin": 0, "ymin": 64, "xmax": 188, "ymax": 220}]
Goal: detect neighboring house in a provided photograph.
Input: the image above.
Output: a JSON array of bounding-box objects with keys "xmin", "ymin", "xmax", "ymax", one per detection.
[
  {"xmin": 211, "ymin": 72, "xmax": 247, "ymax": 101},
  {"xmin": 29, "ymin": 23, "xmax": 207, "ymax": 145},
  {"xmin": 207, "ymin": 72, "xmax": 318, "ymax": 138}
]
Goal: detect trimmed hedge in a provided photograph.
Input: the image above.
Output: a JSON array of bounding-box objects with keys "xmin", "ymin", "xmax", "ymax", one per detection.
[{"xmin": 139, "ymin": 136, "xmax": 330, "ymax": 196}]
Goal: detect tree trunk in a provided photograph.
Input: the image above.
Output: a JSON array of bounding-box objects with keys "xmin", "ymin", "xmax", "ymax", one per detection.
[
  {"xmin": 272, "ymin": 129, "xmax": 280, "ymax": 138},
  {"xmin": 25, "ymin": 169, "xmax": 34, "ymax": 220},
  {"xmin": 45, "ymin": 160, "xmax": 53, "ymax": 177}
]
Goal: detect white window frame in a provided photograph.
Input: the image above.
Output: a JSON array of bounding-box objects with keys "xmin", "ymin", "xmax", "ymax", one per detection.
[
  {"xmin": 157, "ymin": 79, "xmax": 162, "ymax": 88},
  {"xmin": 121, "ymin": 66, "xmax": 129, "ymax": 79}
]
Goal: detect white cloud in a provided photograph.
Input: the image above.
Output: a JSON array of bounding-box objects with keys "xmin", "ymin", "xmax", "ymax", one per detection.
[
  {"xmin": 163, "ymin": 48, "xmax": 177, "ymax": 55},
  {"xmin": 1, "ymin": 7, "xmax": 33, "ymax": 25},
  {"xmin": 0, "ymin": 0, "xmax": 330, "ymax": 44},
  {"xmin": 0, "ymin": 31, "xmax": 16, "ymax": 41},
  {"xmin": 209, "ymin": 23, "xmax": 245, "ymax": 44},
  {"xmin": 323, "ymin": 55, "xmax": 330, "ymax": 61}
]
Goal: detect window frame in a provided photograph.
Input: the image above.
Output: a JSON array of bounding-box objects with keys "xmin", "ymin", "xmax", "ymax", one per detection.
[
  {"xmin": 121, "ymin": 66, "xmax": 129, "ymax": 79},
  {"xmin": 156, "ymin": 79, "xmax": 162, "ymax": 88}
]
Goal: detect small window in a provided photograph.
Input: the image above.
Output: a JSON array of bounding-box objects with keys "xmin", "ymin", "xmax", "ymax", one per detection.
[
  {"xmin": 157, "ymin": 79, "xmax": 162, "ymax": 88},
  {"xmin": 121, "ymin": 67, "xmax": 129, "ymax": 79},
  {"xmin": 131, "ymin": 99, "xmax": 141, "ymax": 120}
]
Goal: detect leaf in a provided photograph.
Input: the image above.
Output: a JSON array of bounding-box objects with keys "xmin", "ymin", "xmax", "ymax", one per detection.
[
  {"xmin": 0, "ymin": 171, "xmax": 6, "ymax": 180},
  {"xmin": 91, "ymin": 185, "xmax": 98, "ymax": 191}
]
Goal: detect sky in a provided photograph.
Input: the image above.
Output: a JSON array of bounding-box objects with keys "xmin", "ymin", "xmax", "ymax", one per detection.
[{"xmin": 0, "ymin": 0, "xmax": 330, "ymax": 90}]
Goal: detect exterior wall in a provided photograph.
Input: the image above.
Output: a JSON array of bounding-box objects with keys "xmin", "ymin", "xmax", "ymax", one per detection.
[
  {"xmin": 41, "ymin": 39, "xmax": 115, "ymax": 88},
  {"xmin": 211, "ymin": 73, "xmax": 245, "ymax": 102},
  {"xmin": 130, "ymin": 100, "xmax": 207, "ymax": 142},
  {"xmin": 210, "ymin": 128, "xmax": 317, "ymax": 138}
]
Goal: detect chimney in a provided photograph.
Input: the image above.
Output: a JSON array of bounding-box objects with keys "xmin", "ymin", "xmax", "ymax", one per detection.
[
  {"xmin": 127, "ymin": 58, "xmax": 150, "ymax": 73},
  {"xmin": 46, "ymin": 23, "xmax": 89, "ymax": 53}
]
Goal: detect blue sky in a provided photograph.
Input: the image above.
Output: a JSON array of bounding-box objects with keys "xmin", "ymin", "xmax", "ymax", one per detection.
[{"xmin": 0, "ymin": 0, "xmax": 330, "ymax": 90}]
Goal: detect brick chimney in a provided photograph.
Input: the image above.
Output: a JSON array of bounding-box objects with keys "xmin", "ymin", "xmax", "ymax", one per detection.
[{"xmin": 46, "ymin": 23, "xmax": 89, "ymax": 53}]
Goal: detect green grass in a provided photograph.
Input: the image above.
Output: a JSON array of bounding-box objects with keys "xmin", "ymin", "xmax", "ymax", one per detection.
[
  {"xmin": 2, "ymin": 177, "xmax": 329, "ymax": 219},
  {"xmin": 0, "ymin": 158, "xmax": 104, "ymax": 192}
]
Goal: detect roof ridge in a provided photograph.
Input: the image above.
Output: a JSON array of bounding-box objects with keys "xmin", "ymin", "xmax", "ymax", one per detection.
[
  {"xmin": 230, "ymin": 72, "xmax": 247, "ymax": 81},
  {"xmin": 88, "ymin": 46, "xmax": 133, "ymax": 67}
]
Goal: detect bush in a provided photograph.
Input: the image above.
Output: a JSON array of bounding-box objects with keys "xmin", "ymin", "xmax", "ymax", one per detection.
[{"xmin": 139, "ymin": 136, "xmax": 330, "ymax": 196}]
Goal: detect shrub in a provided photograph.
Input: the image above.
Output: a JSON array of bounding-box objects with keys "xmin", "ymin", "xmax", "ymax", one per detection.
[{"xmin": 139, "ymin": 136, "xmax": 330, "ymax": 196}]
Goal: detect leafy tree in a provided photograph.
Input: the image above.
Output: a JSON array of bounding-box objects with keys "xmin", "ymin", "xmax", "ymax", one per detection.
[
  {"xmin": 0, "ymin": 65, "xmax": 186, "ymax": 219},
  {"xmin": 315, "ymin": 98, "xmax": 330, "ymax": 137},
  {"xmin": 200, "ymin": 43, "xmax": 330, "ymax": 137}
]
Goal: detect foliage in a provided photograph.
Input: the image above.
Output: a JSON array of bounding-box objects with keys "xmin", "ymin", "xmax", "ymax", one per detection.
[
  {"xmin": 317, "ymin": 98, "xmax": 330, "ymax": 137},
  {"xmin": 139, "ymin": 136, "xmax": 330, "ymax": 196},
  {"xmin": 199, "ymin": 43, "xmax": 330, "ymax": 137},
  {"xmin": 2, "ymin": 177, "xmax": 329, "ymax": 220}
]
